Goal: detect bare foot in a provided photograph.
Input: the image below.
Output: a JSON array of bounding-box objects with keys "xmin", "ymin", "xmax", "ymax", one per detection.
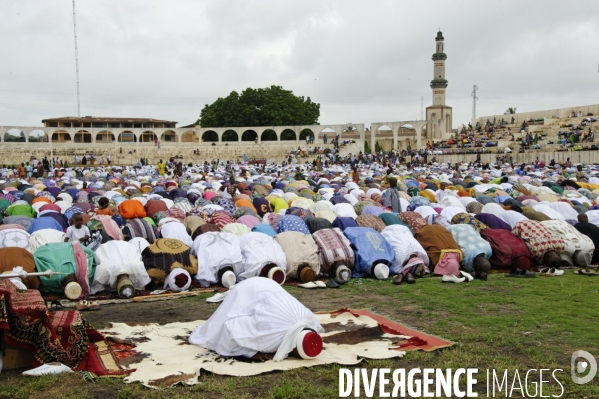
[{"xmin": 250, "ymin": 352, "xmax": 273, "ymax": 362}]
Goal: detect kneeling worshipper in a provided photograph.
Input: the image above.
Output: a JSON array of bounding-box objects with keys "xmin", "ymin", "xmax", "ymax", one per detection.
[
  {"xmin": 189, "ymin": 277, "xmax": 323, "ymax": 362},
  {"xmin": 511, "ymin": 220, "xmax": 566, "ymax": 270},
  {"xmin": 0, "ymin": 247, "xmax": 39, "ymax": 289},
  {"xmin": 343, "ymin": 227, "xmax": 394, "ymax": 280},
  {"xmin": 574, "ymin": 214, "xmax": 599, "ymax": 264},
  {"xmin": 541, "ymin": 219, "xmax": 595, "ymax": 267},
  {"xmin": 380, "ymin": 224, "xmax": 429, "ymax": 285},
  {"xmin": 481, "ymin": 228, "xmax": 534, "ymax": 271},
  {"xmin": 33, "ymin": 241, "xmax": 96, "ymax": 300},
  {"xmin": 312, "ymin": 227, "xmax": 355, "ymax": 284},
  {"xmin": 414, "ymin": 225, "xmax": 463, "ymax": 278},
  {"xmin": 446, "ymin": 224, "xmax": 492, "ymax": 279},
  {"xmin": 92, "ymin": 241, "xmax": 151, "ymax": 298},
  {"xmin": 274, "ymin": 231, "xmax": 321, "ymax": 283},
  {"xmin": 238, "ymin": 232, "xmax": 287, "ymax": 284},
  {"xmin": 193, "ymin": 232, "xmax": 243, "ymax": 288},
  {"xmin": 141, "ymin": 238, "xmax": 198, "ymax": 290}
]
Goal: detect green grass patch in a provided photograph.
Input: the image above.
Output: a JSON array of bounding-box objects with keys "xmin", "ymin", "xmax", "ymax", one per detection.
[{"xmin": 1, "ymin": 271, "xmax": 598, "ymax": 398}]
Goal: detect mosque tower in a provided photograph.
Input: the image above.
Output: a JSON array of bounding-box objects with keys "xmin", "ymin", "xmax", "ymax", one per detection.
[{"xmin": 426, "ymin": 30, "xmax": 452, "ymax": 140}]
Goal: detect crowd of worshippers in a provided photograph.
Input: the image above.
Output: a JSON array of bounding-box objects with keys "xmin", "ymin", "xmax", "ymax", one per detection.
[{"xmin": 2, "ymin": 158, "xmax": 599, "ymax": 360}]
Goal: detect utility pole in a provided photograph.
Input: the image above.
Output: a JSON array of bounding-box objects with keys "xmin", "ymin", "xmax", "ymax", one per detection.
[
  {"xmin": 471, "ymin": 85, "xmax": 478, "ymax": 121},
  {"xmin": 72, "ymin": 0, "xmax": 81, "ymax": 117}
]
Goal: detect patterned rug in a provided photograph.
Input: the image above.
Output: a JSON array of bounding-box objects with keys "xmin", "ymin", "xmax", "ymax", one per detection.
[{"xmin": 101, "ymin": 308, "xmax": 453, "ymax": 388}]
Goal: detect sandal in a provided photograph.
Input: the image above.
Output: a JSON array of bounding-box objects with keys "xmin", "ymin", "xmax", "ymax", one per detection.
[
  {"xmin": 88, "ymin": 301, "xmax": 100, "ymax": 311},
  {"xmin": 505, "ymin": 268, "xmax": 536, "ymax": 278},
  {"xmin": 539, "ymin": 267, "xmax": 555, "ymax": 276},
  {"xmin": 74, "ymin": 300, "xmax": 91, "ymax": 311}
]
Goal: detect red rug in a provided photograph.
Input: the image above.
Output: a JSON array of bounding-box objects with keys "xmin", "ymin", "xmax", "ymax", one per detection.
[{"xmin": 322, "ymin": 308, "xmax": 453, "ymax": 352}]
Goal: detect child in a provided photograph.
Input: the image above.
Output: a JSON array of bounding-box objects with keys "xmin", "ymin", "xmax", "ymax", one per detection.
[
  {"xmin": 64, "ymin": 213, "xmax": 90, "ymax": 243},
  {"xmin": 95, "ymin": 197, "xmax": 114, "ymax": 217}
]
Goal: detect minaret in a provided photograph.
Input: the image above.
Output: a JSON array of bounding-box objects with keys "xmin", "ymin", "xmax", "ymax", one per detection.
[
  {"xmin": 425, "ymin": 30, "xmax": 452, "ymax": 141},
  {"xmin": 430, "ymin": 30, "xmax": 447, "ymax": 106}
]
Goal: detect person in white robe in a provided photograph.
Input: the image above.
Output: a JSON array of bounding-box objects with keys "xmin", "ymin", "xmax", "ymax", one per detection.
[
  {"xmin": 193, "ymin": 232, "xmax": 243, "ymax": 288},
  {"xmin": 238, "ymin": 232, "xmax": 287, "ymax": 284},
  {"xmin": 160, "ymin": 221, "xmax": 193, "ymax": 248},
  {"xmin": 381, "ymin": 225, "xmax": 429, "ymax": 275},
  {"xmin": 91, "ymin": 241, "xmax": 151, "ymax": 298},
  {"xmin": 189, "ymin": 278, "xmax": 323, "ymax": 362}
]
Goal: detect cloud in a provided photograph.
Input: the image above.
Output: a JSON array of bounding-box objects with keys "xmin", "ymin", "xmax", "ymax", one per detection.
[{"xmin": 0, "ymin": 0, "xmax": 597, "ymax": 128}]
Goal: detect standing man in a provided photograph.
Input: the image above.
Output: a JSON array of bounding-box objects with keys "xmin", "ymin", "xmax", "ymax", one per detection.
[
  {"xmin": 157, "ymin": 159, "xmax": 166, "ymax": 177},
  {"xmin": 323, "ymin": 134, "xmax": 327, "ymax": 145}
]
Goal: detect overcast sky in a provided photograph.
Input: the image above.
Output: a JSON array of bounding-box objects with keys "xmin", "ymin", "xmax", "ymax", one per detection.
[{"xmin": 1, "ymin": 0, "xmax": 598, "ymax": 129}]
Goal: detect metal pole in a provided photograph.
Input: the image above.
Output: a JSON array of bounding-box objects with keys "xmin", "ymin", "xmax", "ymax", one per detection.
[{"xmin": 72, "ymin": 0, "xmax": 81, "ymax": 118}]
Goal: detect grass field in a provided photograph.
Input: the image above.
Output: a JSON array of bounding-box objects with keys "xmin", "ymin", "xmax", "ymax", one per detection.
[{"xmin": 1, "ymin": 271, "xmax": 598, "ymax": 398}]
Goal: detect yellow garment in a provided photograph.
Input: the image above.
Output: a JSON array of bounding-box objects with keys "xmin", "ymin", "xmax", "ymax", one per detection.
[
  {"xmin": 157, "ymin": 162, "xmax": 166, "ymax": 176},
  {"xmin": 270, "ymin": 197, "xmax": 289, "ymax": 213}
]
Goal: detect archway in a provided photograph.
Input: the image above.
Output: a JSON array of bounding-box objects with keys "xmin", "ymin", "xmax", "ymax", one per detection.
[
  {"xmin": 280, "ymin": 129, "xmax": 296, "ymax": 141},
  {"xmin": 445, "ymin": 114, "xmax": 451, "ymax": 134},
  {"xmin": 161, "ymin": 130, "xmax": 177, "ymax": 142},
  {"xmin": 51, "ymin": 130, "xmax": 71, "ymax": 143},
  {"xmin": 4, "ymin": 129, "xmax": 25, "ymax": 142},
  {"xmin": 28, "ymin": 129, "xmax": 47, "ymax": 143},
  {"xmin": 318, "ymin": 127, "xmax": 335, "ymax": 139},
  {"xmin": 222, "ymin": 130, "xmax": 238, "ymax": 142},
  {"xmin": 241, "ymin": 130, "xmax": 257, "ymax": 142},
  {"xmin": 118, "ymin": 131, "xmax": 137, "ymax": 143},
  {"xmin": 299, "ymin": 129, "xmax": 314, "ymax": 141},
  {"xmin": 201, "ymin": 130, "xmax": 218, "ymax": 142},
  {"xmin": 96, "ymin": 130, "xmax": 115, "ymax": 143},
  {"xmin": 181, "ymin": 130, "xmax": 198, "ymax": 142},
  {"xmin": 141, "ymin": 131, "xmax": 157, "ymax": 142},
  {"xmin": 74, "ymin": 130, "xmax": 92, "ymax": 143},
  {"xmin": 261, "ymin": 129, "xmax": 277, "ymax": 141}
]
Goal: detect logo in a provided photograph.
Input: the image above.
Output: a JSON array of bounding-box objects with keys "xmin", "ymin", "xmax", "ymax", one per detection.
[{"xmin": 571, "ymin": 350, "xmax": 597, "ymax": 384}]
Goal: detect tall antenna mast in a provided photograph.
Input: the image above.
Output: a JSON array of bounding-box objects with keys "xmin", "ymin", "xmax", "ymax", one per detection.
[
  {"xmin": 72, "ymin": 0, "xmax": 81, "ymax": 117},
  {"xmin": 420, "ymin": 96, "xmax": 424, "ymax": 120},
  {"xmin": 471, "ymin": 85, "xmax": 478, "ymax": 121}
]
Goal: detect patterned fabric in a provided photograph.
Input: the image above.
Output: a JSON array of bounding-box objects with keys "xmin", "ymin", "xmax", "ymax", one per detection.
[
  {"xmin": 398, "ymin": 211, "xmax": 428, "ymax": 234},
  {"xmin": 214, "ymin": 198, "xmax": 235, "ymax": 214},
  {"xmin": 286, "ymin": 207, "xmax": 314, "ymax": 220},
  {"xmin": 263, "ymin": 213, "xmax": 282, "ymax": 230},
  {"xmin": 209, "ymin": 211, "xmax": 236, "ymax": 229},
  {"xmin": 141, "ymin": 238, "xmax": 198, "ymax": 284},
  {"xmin": 446, "ymin": 224, "xmax": 492, "ymax": 271},
  {"xmin": 329, "ymin": 196, "xmax": 350, "ymax": 205},
  {"xmin": 466, "ymin": 201, "xmax": 483, "ymax": 214},
  {"xmin": 356, "ymin": 214, "xmax": 387, "ymax": 233},
  {"xmin": 123, "ymin": 218, "xmax": 158, "ymax": 243},
  {"xmin": 164, "ymin": 207, "xmax": 186, "ymax": 223},
  {"xmin": 173, "ymin": 198, "xmax": 194, "ymax": 215},
  {"xmin": 312, "ymin": 228, "xmax": 355, "ymax": 274},
  {"xmin": 0, "ymin": 280, "xmax": 99, "ymax": 368},
  {"xmin": 276, "ymin": 215, "xmax": 310, "ymax": 234},
  {"xmin": 511, "ymin": 220, "xmax": 567, "ymax": 261},
  {"xmin": 451, "ymin": 213, "xmax": 488, "ymax": 233}
]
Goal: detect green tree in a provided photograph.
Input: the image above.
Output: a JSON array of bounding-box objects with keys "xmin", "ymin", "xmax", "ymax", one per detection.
[
  {"xmin": 198, "ymin": 86, "xmax": 320, "ymax": 127},
  {"xmin": 504, "ymin": 107, "xmax": 517, "ymax": 115}
]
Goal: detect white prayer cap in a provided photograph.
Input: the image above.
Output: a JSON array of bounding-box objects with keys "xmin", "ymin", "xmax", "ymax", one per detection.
[
  {"xmin": 372, "ymin": 263, "xmax": 389, "ymax": 280},
  {"xmin": 221, "ymin": 270, "xmax": 236, "ymax": 289}
]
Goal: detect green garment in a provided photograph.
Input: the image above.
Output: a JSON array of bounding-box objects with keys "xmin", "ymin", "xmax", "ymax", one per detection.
[
  {"xmin": 34, "ymin": 242, "xmax": 96, "ymax": 295},
  {"xmin": 270, "ymin": 197, "xmax": 289, "ymax": 213},
  {"xmin": 5, "ymin": 203, "xmax": 36, "ymax": 218}
]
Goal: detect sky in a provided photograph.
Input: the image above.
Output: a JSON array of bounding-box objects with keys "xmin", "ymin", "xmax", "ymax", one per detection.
[{"xmin": 1, "ymin": 0, "xmax": 598, "ymax": 130}]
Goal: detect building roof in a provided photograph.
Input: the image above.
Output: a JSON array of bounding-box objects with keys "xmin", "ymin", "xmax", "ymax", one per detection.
[{"xmin": 41, "ymin": 116, "xmax": 177, "ymax": 124}]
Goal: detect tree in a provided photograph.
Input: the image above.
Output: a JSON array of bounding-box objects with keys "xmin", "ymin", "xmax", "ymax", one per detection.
[
  {"xmin": 198, "ymin": 86, "xmax": 320, "ymax": 127},
  {"xmin": 504, "ymin": 107, "xmax": 517, "ymax": 115}
]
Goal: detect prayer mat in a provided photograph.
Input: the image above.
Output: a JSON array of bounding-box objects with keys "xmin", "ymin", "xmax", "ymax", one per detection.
[{"xmin": 101, "ymin": 308, "xmax": 452, "ymax": 388}]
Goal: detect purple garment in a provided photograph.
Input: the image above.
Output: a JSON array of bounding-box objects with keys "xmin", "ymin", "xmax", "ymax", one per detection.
[
  {"xmin": 474, "ymin": 213, "xmax": 512, "ymax": 231},
  {"xmin": 45, "ymin": 186, "xmax": 61, "ymax": 198},
  {"xmin": 361, "ymin": 205, "xmax": 385, "ymax": 217}
]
